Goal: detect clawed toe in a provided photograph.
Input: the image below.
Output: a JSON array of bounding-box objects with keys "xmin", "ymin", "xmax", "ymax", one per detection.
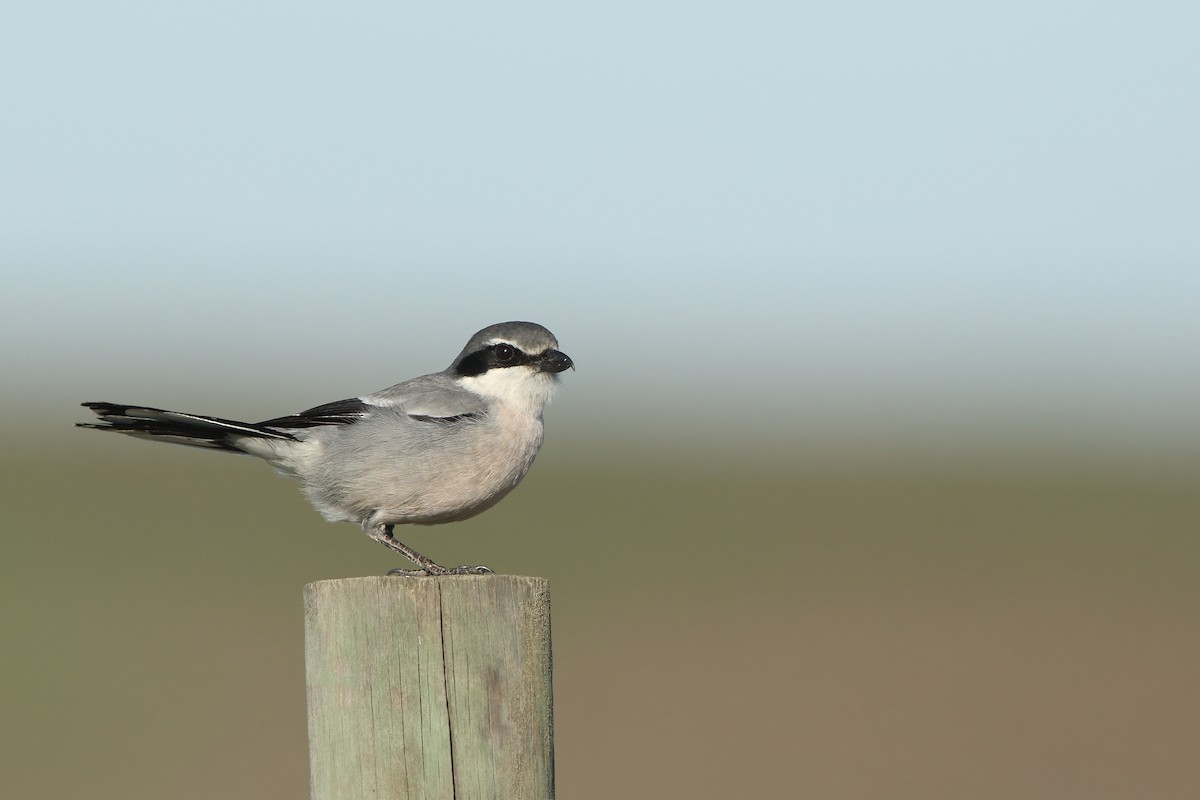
[
  {"xmin": 385, "ymin": 564, "xmax": 493, "ymax": 577},
  {"xmin": 386, "ymin": 567, "xmax": 433, "ymax": 577},
  {"xmin": 447, "ymin": 564, "xmax": 493, "ymax": 575}
]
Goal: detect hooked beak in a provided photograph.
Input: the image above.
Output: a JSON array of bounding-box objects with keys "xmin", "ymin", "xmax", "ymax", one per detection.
[{"xmin": 537, "ymin": 348, "xmax": 574, "ymax": 374}]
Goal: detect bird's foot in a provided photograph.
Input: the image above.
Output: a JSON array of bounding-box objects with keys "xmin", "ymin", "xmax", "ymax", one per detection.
[
  {"xmin": 368, "ymin": 523, "xmax": 492, "ymax": 576},
  {"xmin": 385, "ymin": 564, "xmax": 493, "ymax": 577},
  {"xmin": 445, "ymin": 564, "xmax": 494, "ymax": 575}
]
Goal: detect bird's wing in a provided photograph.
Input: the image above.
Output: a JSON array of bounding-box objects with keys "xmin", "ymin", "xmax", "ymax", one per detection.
[
  {"xmin": 364, "ymin": 375, "xmax": 488, "ymax": 422},
  {"xmin": 258, "ymin": 398, "xmax": 371, "ymax": 429}
]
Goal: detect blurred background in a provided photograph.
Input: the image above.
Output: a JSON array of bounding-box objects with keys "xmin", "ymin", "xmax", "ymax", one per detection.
[{"xmin": 3, "ymin": 2, "xmax": 1198, "ymax": 798}]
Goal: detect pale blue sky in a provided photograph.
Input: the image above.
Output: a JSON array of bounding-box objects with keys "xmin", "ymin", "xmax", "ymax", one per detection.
[{"xmin": 3, "ymin": 1, "xmax": 1197, "ymax": 454}]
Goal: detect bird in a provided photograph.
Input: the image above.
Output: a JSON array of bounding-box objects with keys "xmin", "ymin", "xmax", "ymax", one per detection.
[{"xmin": 78, "ymin": 321, "xmax": 573, "ymax": 575}]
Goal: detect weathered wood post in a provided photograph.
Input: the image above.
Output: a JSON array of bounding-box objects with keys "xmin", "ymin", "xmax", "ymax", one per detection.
[{"xmin": 304, "ymin": 575, "xmax": 554, "ymax": 800}]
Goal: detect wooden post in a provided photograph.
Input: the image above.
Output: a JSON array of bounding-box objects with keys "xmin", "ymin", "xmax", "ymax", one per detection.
[{"xmin": 304, "ymin": 575, "xmax": 554, "ymax": 800}]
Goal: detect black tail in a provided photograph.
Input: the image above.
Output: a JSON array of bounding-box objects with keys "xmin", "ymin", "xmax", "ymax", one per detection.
[{"xmin": 78, "ymin": 402, "xmax": 298, "ymax": 452}]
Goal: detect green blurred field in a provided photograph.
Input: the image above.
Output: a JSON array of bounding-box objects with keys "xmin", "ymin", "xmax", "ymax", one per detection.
[{"xmin": 3, "ymin": 434, "xmax": 1198, "ymax": 799}]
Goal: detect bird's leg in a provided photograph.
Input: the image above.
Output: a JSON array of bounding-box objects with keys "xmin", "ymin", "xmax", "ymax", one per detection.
[
  {"xmin": 367, "ymin": 524, "xmax": 446, "ymax": 575},
  {"xmin": 367, "ymin": 523, "xmax": 493, "ymax": 576}
]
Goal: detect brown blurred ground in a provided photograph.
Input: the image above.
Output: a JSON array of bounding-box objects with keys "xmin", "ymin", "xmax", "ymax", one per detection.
[{"xmin": 3, "ymin": 436, "xmax": 1198, "ymax": 798}]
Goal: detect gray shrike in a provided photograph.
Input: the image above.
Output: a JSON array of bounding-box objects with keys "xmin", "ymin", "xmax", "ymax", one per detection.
[{"xmin": 78, "ymin": 321, "xmax": 573, "ymax": 575}]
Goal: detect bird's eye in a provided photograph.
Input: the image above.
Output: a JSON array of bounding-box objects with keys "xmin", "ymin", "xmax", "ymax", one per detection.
[{"xmin": 494, "ymin": 344, "xmax": 516, "ymax": 362}]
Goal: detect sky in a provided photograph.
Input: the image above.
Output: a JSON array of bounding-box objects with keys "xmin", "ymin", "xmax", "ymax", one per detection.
[{"xmin": 2, "ymin": 1, "xmax": 1197, "ymax": 456}]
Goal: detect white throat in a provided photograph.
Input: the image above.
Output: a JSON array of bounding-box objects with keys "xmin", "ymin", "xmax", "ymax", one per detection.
[{"xmin": 459, "ymin": 366, "xmax": 558, "ymax": 418}]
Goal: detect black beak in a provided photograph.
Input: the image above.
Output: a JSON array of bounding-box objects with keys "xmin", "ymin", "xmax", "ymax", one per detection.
[{"xmin": 537, "ymin": 349, "xmax": 574, "ymax": 374}]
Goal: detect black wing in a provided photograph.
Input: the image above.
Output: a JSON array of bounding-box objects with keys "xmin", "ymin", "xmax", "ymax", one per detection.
[{"xmin": 258, "ymin": 398, "xmax": 370, "ymax": 429}]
